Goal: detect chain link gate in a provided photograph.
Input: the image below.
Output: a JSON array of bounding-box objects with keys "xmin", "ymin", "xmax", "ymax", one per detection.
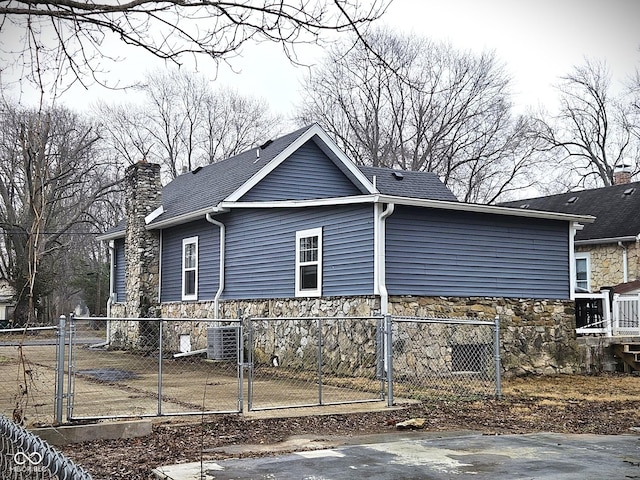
[
  {"xmin": 65, "ymin": 316, "xmax": 243, "ymax": 421},
  {"xmin": 245, "ymin": 316, "xmax": 387, "ymax": 411},
  {"xmin": 387, "ymin": 315, "xmax": 501, "ymax": 404}
]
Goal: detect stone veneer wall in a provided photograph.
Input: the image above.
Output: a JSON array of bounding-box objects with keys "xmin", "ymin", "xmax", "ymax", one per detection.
[
  {"xmin": 388, "ymin": 296, "xmax": 578, "ymax": 376},
  {"xmin": 124, "ymin": 162, "xmax": 161, "ymax": 319},
  {"xmin": 109, "ymin": 295, "xmax": 579, "ymax": 376},
  {"xmin": 577, "ymin": 242, "xmax": 640, "ymax": 291}
]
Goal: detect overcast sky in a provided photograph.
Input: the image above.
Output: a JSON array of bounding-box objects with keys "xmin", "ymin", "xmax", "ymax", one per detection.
[{"xmin": 3, "ymin": 0, "xmax": 640, "ymax": 116}]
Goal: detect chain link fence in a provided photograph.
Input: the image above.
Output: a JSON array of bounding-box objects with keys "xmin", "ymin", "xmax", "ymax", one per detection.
[
  {"xmin": 247, "ymin": 316, "xmax": 385, "ymax": 410},
  {"xmin": 389, "ymin": 316, "xmax": 501, "ymax": 403},
  {"xmin": 67, "ymin": 317, "xmax": 242, "ymax": 421},
  {"xmin": 0, "ymin": 414, "xmax": 92, "ymax": 479},
  {"xmin": 2, "ymin": 313, "xmax": 501, "ymax": 423},
  {"xmin": 0, "ymin": 326, "xmax": 63, "ymax": 427}
]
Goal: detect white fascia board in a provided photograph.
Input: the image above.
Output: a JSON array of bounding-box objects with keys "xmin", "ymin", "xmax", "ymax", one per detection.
[
  {"xmin": 223, "ymin": 194, "xmax": 596, "ymax": 224},
  {"xmin": 145, "ymin": 205, "xmax": 164, "ymax": 225},
  {"xmin": 376, "ymin": 195, "xmax": 596, "ymax": 223},
  {"xmin": 146, "ymin": 207, "xmax": 216, "ymax": 230},
  {"xmin": 149, "ymin": 193, "xmax": 596, "ymax": 231},
  {"xmin": 310, "ymin": 126, "xmax": 377, "ymax": 194},
  {"xmin": 96, "ymin": 230, "xmax": 125, "ymax": 242},
  {"xmin": 575, "ymin": 235, "xmax": 640, "ymax": 246},
  {"xmin": 224, "ymin": 124, "xmax": 377, "ymax": 203}
]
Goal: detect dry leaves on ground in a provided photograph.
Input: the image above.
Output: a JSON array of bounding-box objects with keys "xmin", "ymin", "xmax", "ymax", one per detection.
[{"xmin": 60, "ymin": 373, "xmax": 640, "ymax": 480}]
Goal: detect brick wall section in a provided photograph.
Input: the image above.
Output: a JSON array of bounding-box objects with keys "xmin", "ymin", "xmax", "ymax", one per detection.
[
  {"xmin": 577, "ymin": 241, "xmax": 640, "ymax": 291},
  {"xmin": 124, "ymin": 162, "xmax": 161, "ymax": 319}
]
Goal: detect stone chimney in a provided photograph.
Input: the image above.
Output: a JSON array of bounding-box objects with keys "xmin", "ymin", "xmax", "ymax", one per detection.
[
  {"xmin": 124, "ymin": 161, "xmax": 161, "ymax": 319},
  {"xmin": 613, "ymin": 163, "xmax": 632, "ymax": 185}
]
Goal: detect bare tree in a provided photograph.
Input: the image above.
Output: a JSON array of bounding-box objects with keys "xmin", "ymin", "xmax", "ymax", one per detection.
[
  {"xmin": 529, "ymin": 59, "xmax": 639, "ymax": 188},
  {"xmin": 297, "ymin": 29, "xmax": 541, "ymax": 203},
  {"xmin": 94, "ymin": 103, "xmax": 154, "ymax": 165},
  {"xmin": 98, "ymin": 69, "xmax": 281, "ymax": 179},
  {"xmin": 0, "ymin": 99, "xmax": 120, "ymax": 324},
  {"xmin": 1, "ymin": 0, "xmax": 388, "ymax": 94},
  {"xmin": 201, "ymin": 86, "xmax": 283, "ymax": 165}
]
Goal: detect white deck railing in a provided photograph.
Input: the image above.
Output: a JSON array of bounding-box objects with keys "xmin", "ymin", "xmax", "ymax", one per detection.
[
  {"xmin": 612, "ymin": 294, "xmax": 640, "ymax": 336},
  {"xmin": 575, "ymin": 291, "xmax": 640, "ymax": 337}
]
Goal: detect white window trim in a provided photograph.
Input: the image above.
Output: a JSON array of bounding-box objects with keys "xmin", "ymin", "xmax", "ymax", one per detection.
[
  {"xmin": 575, "ymin": 252, "xmax": 591, "ymax": 293},
  {"xmin": 182, "ymin": 236, "xmax": 198, "ymax": 301},
  {"xmin": 295, "ymin": 227, "xmax": 322, "ymax": 297}
]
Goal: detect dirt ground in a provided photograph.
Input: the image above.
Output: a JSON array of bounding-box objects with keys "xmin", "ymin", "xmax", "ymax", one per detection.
[{"xmin": 59, "ymin": 373, "xmax": 640, "ymax": 480}]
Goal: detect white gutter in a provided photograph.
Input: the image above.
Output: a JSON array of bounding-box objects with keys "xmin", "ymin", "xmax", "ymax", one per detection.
[
  {"xmin": 218, "ymin": 195, "xmax": 594, "ymax": 223},
  {"xmin": 147, "ymin": 206, "xmax": 218, "ymax": 230},
  {"xmin": 377, "ymin": 202, "xmax": 395, "ymax": 314},
  {"xmin": 124, "ymin": 193, "xmax": 595, "ymax": 234},
  {"xmin": 575, "ymin": 235, "xmax": 639, "ymax": 245},
  {"xmin": 206, "ymin": 211, "xmax": 227, "ymax": 320}
]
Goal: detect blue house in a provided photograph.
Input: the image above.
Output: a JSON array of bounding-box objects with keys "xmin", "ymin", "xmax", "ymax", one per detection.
[{"xmin": 100, "ymin": 124, "xmax": 593, "ymax": 374}]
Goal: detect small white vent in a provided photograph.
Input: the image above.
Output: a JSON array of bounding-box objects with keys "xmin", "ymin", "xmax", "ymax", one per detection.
[{"xmin": 207, "ymin": 327, "xmax": 238, "ymax": 361}]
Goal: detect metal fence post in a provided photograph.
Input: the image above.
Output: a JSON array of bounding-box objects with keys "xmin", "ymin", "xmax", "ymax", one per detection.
[
  {"xmin": 317, "ymin": 318, "xmax": 323, "ymax": 406},
  {"xmin": 245, "ymin": 314, "xmax": 251, "ymax": 413},
  {"xmin": 237, "ymin": 309, "xmax": 245, "ymax": 414},
  {"xmin": 66, "ymin": 314, "xmax": 75, "ymax": 421},
  {"xmin": 158, "ymin": 319, "xmax": 163, "ymax": 416},
  {"xmin": 385, "ymin": 314, "xmax": 394, "ymax": 407},
  {"xmin": 54, "ymin": 315, "xmax": 66, "ymax": 424},
  {"xmin": 494, "ymin": 315, "xmax": 502, "ymax": 399}
]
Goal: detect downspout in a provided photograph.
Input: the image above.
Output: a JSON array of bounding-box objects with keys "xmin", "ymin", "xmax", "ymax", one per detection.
[
  {"xmin": 206, "ymin": 213, "xmax": 226, "ymax": 320},
  {"xmin": 569, "ymin": 222, "xmax": 582, "ymax": 299},
  {"xmin": 378, "ymin": 202, "xmax": 395, "ymax": 315},
  {"xmin": 91, "ymin": 240, "xmax": 115, "ymax": 349},
  {"xmin": 618, "ymin": 241, "xmax": 628, "ymax": 283},
  {"xmin": 636, "ymin": 234, "xmax": 640, "ymax": 281}
]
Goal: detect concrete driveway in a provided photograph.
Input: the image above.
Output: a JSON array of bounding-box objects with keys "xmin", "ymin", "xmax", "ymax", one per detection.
[{"xmin": 153, "ymin": 431, "xmax": 640, "ymax": 480}]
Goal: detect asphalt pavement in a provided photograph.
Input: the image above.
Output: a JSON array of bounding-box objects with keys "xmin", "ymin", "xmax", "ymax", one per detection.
[{"xmin": 152, "ymin": 430, "xmax": 640, "ymax": 480}]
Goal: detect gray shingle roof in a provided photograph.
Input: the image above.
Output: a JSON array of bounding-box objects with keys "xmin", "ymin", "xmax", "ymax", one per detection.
[
  {"xmin": 101, "ymin": 125, "xmax": 459, "ymax": 237},
  {"xmin": 157, "ymin": 125, "xmax": 313, "ymax": 223},
  {"xmin": 500, "ymin": 181, "xmax": 640, "ymax": 242},
  {"xmin": 359, "ymin": 166, "xmax": 458, "ymax": 202}
]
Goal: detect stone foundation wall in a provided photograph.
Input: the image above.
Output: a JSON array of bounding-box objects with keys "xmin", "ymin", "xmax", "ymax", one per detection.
[
  {"xmin": 108, "ymin": 294, "xmax": 579, "ymax": 376},
  {"xmin": 389, "ymin": 296, "xmax": 579, "ymax": 376}
]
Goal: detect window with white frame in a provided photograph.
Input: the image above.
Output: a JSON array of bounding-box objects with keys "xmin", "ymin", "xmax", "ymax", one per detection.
[
  {"xmin": 295, "ymin": 227, "xmax": 322, "ymax": 297},
  {"xmin": 575, "ymin": 252, "xmax": 590, "ymax": 292},
  {"xmin": 182, "ymin": 236, "xmax": 198, "ymax": 300}
]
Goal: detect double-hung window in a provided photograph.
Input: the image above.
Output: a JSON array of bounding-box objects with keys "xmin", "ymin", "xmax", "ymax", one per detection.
[
  {"xmin": 575, "ymin": 252, "xmax": 590, "ymax": 292},
  {"xmin": 182, "ymin": 236, "xmax": 198, "ymax": 300},
  {"xmin": 295, "ymin": 227, "xmax": 322, "ymax": 297}
]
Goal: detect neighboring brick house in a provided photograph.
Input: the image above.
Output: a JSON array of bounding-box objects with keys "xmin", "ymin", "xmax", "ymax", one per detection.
[
  {"xmin": 99, "ymin": 124, "xmax": 595, "ymax": 374},
  {"xmin": 501, "ymin": 178, "xmax": 640, "ymax": 294}
]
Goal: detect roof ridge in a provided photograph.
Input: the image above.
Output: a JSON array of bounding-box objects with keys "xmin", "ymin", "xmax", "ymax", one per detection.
[{"xmin": 505, "ymin": 180, "xmax": 640, "ymax": 203}]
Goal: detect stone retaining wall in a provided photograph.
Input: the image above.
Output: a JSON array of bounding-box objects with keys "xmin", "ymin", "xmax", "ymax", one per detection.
[{"xmin": 108, "ymin": 294, "xmax": 579, "ymax": 376}]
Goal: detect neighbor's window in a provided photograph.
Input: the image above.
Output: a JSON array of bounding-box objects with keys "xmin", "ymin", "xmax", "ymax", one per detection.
[
  {"xmin": 575, "ymin": 253, "xmax": 590, "ymax": 292},
  {"xmin": 182, "ymin": 236, "xmax": 198, "ymax": 300},
  {"xmin": 295, "ymin": 227, "xmax": 322, "ymax": 297}
]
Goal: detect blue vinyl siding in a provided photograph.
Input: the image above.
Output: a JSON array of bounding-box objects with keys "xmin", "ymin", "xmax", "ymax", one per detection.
[
  {"xmin": 222, "ymin": 204, "xmax": 374, "ymax": 299},
  {"xmin": 240, "ymin": 140, "xmax": 362, "ymax": 201},
  {"xmin": 385, "ymin": 206, "xmax": 570, "ymax": 299},
  {"xmin": 160, "ymin": 220, "xmax": 220, "ymax": 302},
  {"xmin": 114, "ymin": 239, "xmax": 126, "ymax": 303}
]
